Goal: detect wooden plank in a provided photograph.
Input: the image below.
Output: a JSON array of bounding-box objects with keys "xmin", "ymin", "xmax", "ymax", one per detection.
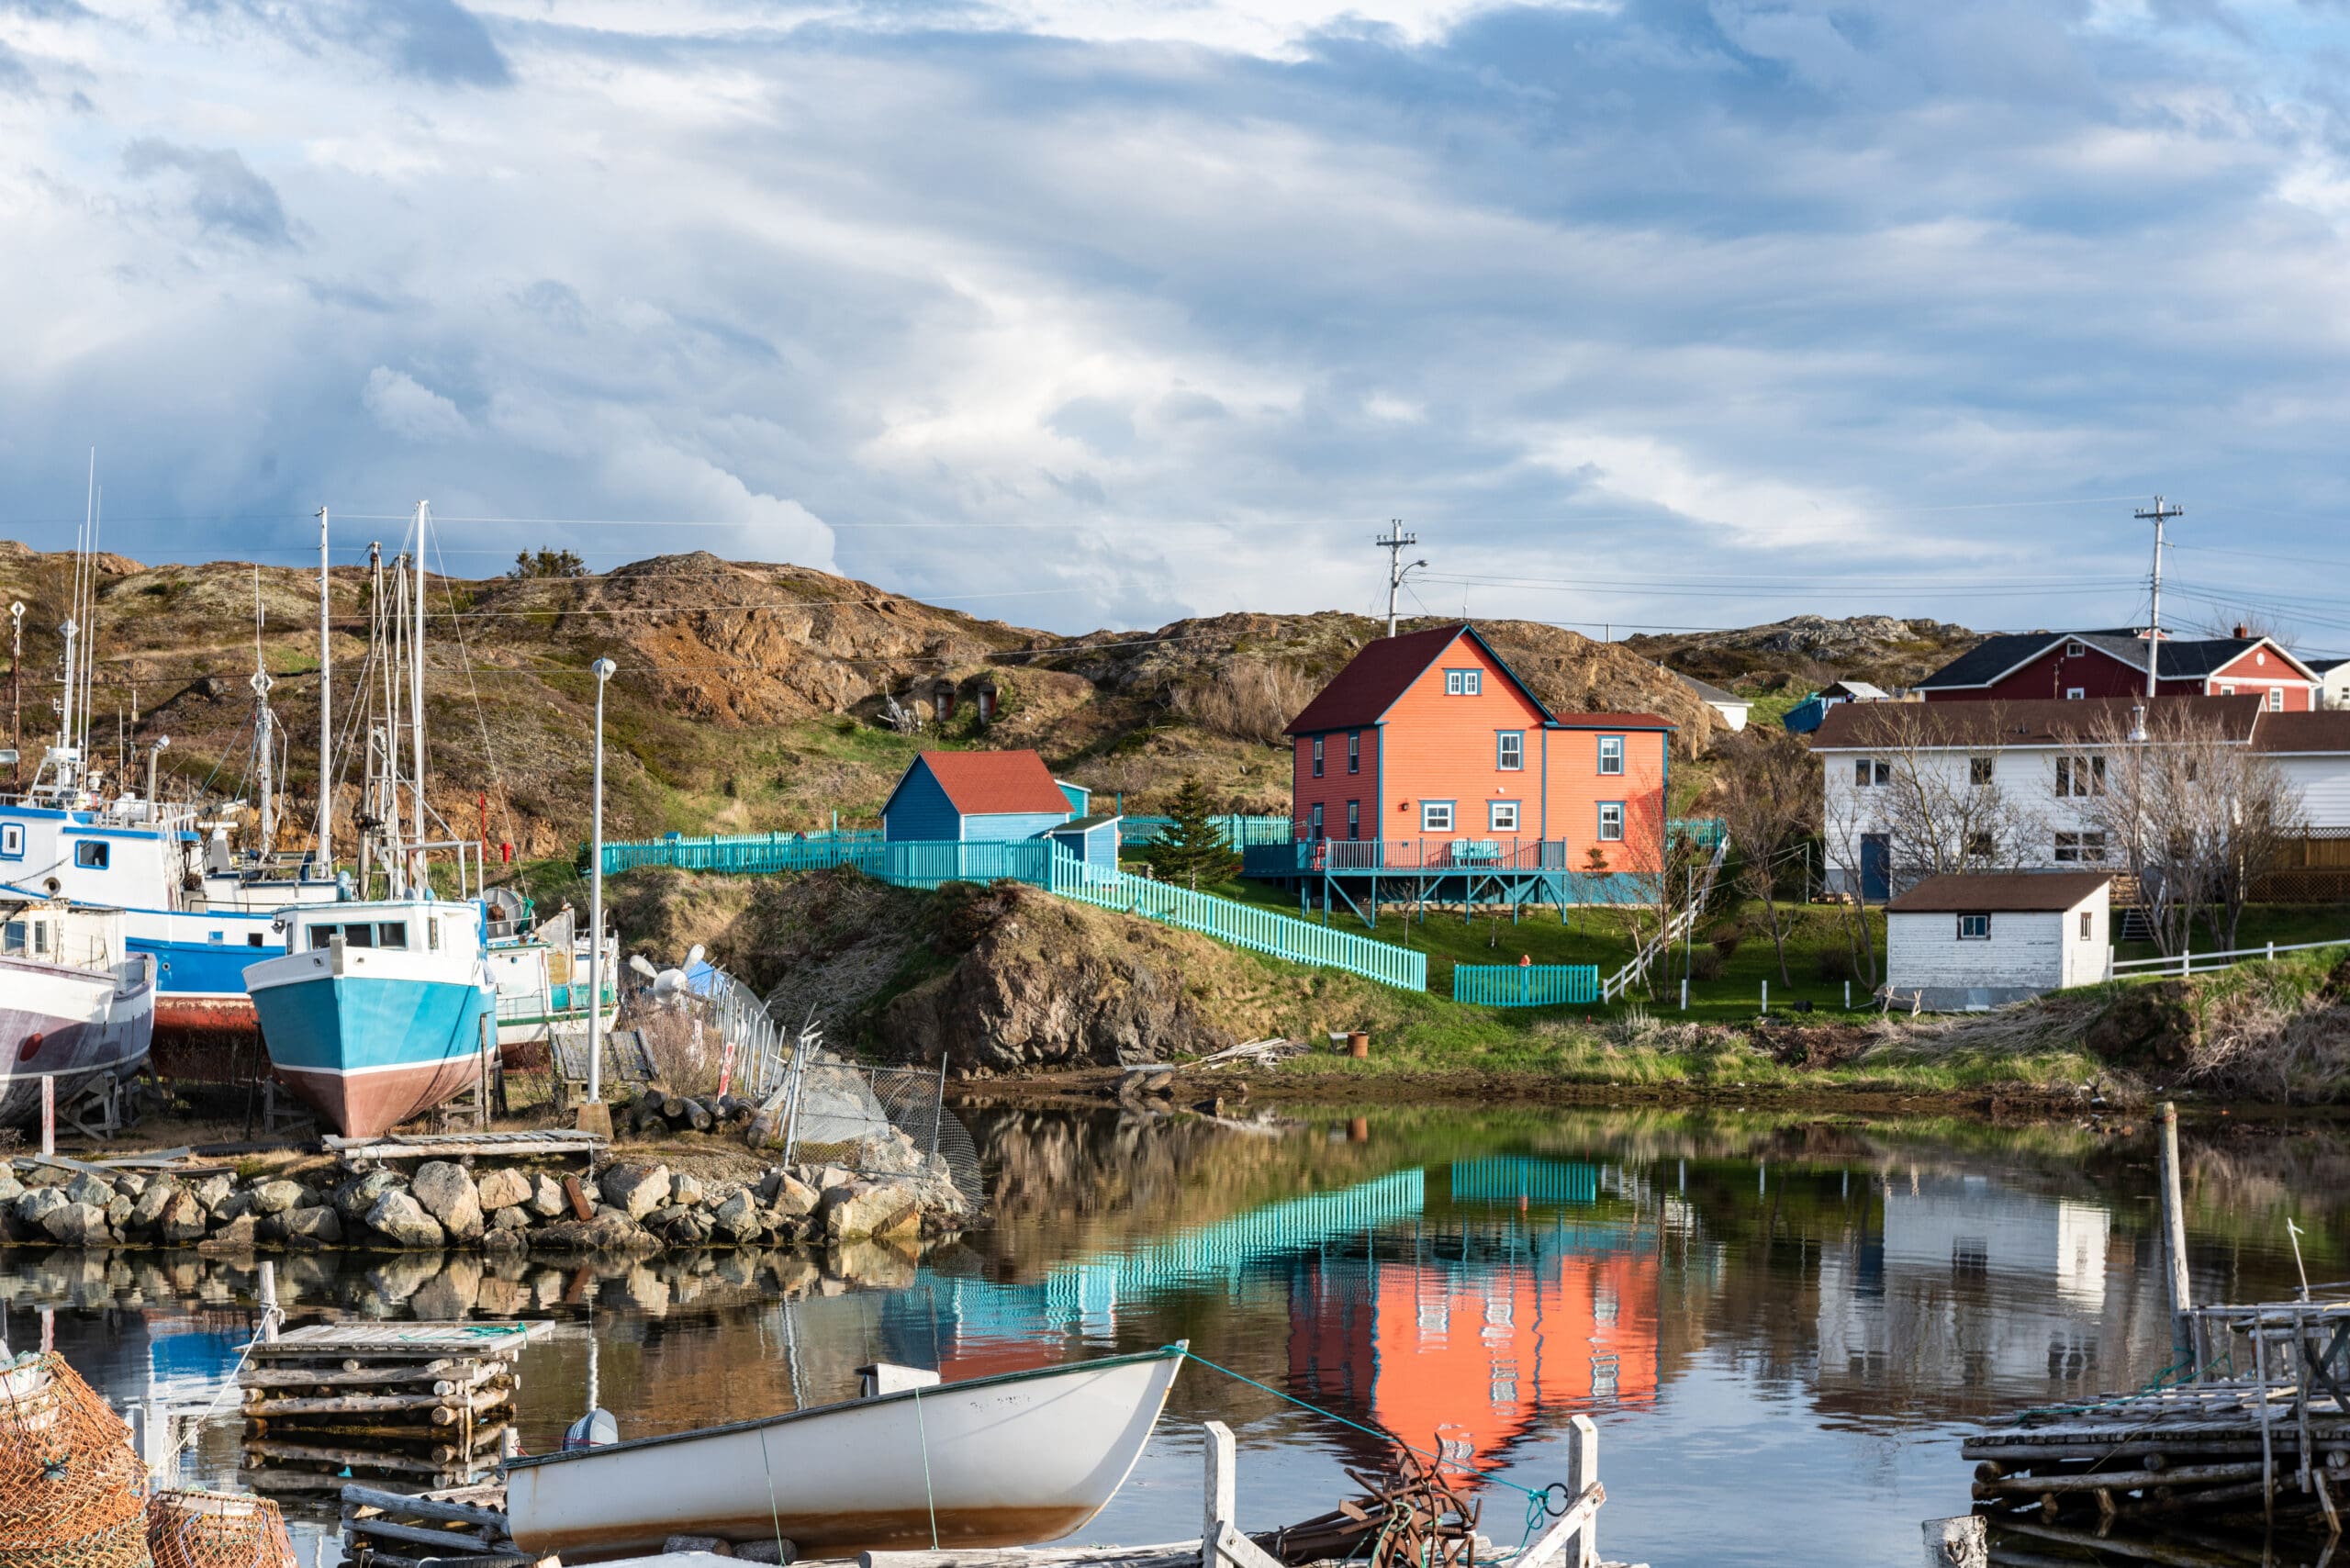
[
  {"xmin": 343, "ymin": 1517, "xmax": 507, "ymax": 1554},
  {"xmin": 240, "ymin": 1359, "xmax": 489, "ymax": 1390},
  {"xmin": 340, "ymin": 1483, "xmax": 510, "ymax": 1531},
  {"xmin": 1201, "ymin": 1420, "xmax": 1235, "ymax": 1568},
  {"xmin": 249, "ymin": 1322, "xmax": 540, "ymax": 1358}
]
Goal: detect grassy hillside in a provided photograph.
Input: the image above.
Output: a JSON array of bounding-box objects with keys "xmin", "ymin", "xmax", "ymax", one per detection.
[{"xmin": 0, "ymin": 542, "xmax": 1719, "ymax": 862}]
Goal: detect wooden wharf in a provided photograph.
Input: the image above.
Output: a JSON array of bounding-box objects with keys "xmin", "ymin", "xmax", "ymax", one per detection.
[{"xmin": 1963, "ymin": 1103, "xmax": 2350, "ymax": 1544}]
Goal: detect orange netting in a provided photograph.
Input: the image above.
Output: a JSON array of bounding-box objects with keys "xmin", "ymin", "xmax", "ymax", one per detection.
[
  {"xmin": 0, "ymin": 1350, "xmax": 152, "ymax": 1568},
  {"xmin": 147, "ymin": 1490, "xmax": 297, "ymax": 1568}
]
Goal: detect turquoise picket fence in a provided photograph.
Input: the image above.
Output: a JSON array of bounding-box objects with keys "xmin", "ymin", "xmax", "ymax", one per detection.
[
  {"xmin": 1451, "ymin": 964, "xmax": 1600, "ymax": 1007},
  {"xmin": 879, "ymin": 839, "xmax": 1057, "ymax": 890},
  {"xmin": 599, "ymin": 835, "xmax": 879, "ymax": 876},
  {"xmin": 1049, "ymin": 859, "xmax": 1427, "ymax": 992},
  {"xmin": 1119, "ymin": 814, "xmax": 1294, "ymax": 849}
]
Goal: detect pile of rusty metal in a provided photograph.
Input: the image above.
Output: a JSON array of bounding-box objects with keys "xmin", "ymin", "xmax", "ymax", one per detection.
[{"xmin": 1261, "ymin": 1445, "xmax": 1490, "ymax": 1568}]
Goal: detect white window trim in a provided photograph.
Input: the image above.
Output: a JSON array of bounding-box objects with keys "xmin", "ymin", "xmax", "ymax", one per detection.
[
  {"xmin": 1596, "ymin": 801, "xmax": 1625, "ymax": 842},
  {"xmin": 1957, "ymin": 913, "xmax": 1991, "ymax": 940},
  {"xmin": 1421, "ymin": 801, "xmax": 1455, "ymax": 833},
  {"xmin": 2065, "ymin": 687, "xmax": 2086, "ymax": 700},
  {"xmin": 1490, "ymin": 801, "xmax": 1520, "ymax": 833},
  {"xmin": 1598, "ymin": 734, "xmax": 1625, "ymax": 777},
  {"xmin": 1497, "ymin": 731, "xmax": 1525, "ymax": 771}
]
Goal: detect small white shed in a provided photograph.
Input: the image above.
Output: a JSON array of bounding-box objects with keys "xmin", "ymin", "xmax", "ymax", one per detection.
[{"xmin": 1883, "ymin": 871, "xmax": 2110, "ymax": 1011}]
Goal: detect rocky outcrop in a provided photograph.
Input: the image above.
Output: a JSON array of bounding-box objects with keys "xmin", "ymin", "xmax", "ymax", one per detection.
[{"xmin": 879, "ymin": 882, "xmax": 1233, "ymax": 1073}]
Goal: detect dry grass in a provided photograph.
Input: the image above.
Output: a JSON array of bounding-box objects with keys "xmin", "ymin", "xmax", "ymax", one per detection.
[{"xmin": 1169, "ymin": 659, "xmax": 1321, "ymax": 745}]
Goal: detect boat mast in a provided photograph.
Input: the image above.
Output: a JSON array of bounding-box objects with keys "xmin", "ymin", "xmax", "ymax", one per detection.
[
  {"xmin": 83, "ymin": 481, "xmax": 100, "ymax": 764},
  {"xmin": 410, "ymin": 501, "xmax": 429, "ymax": 896},
  {"xmin": 252, "ymin": 568, "xmax": 276, "ymax": 856},
  {"xmin": 317, "ymin": 507, "xmax": 331, "ymax": 868}
]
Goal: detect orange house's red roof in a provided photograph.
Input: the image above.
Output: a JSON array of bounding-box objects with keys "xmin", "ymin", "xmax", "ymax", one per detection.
[{"xmin": 914, "ymin": 750, "xmax": 1071, "ymax": 816}]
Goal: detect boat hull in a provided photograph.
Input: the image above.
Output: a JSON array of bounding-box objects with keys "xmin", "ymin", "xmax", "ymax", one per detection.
[
  {"xmin": 0, "ymin": 956, "xmax": 154, "ymax": 1126},
  {"xmin": 503, "ymin": 1346, "xmax": 1185, "ymax": 1559},
  {"xmin": 246, "ymin": 951, "xmax": 493, "ymax": 1139}
]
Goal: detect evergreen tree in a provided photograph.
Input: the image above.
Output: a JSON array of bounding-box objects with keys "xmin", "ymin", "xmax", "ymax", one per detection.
[{"xmin": 1146, "ymin": 776, "xmax": 1238, "ymax": 890}]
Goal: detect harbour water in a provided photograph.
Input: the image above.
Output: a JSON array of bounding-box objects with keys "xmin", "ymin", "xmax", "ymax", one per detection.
[{"xmin": 12, "ymin": 1103, "xmax": 2343, "ymax": 1565}]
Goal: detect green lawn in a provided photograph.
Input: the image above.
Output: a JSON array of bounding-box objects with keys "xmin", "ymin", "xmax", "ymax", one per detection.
[
  {"xmin": 1200, "ymin": 878, "xmax": 1875, "ymax": 1020},
  {"xmin": 2110, "ymin": 903, "xmax": 2350, "ymax": 967}
]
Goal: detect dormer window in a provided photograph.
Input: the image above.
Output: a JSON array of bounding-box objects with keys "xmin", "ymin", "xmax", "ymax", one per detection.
[{"xmin": 1443, "ymin": 669, "xmax": 1483, "ymax": 696}]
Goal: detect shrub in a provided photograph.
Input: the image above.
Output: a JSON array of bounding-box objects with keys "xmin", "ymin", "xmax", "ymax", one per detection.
[
  {"xmin": 1817, "ymin": 946, "xmax": 1856, "ymax": 984},
  {"xmin": 1169, "ymin": 660, "xmax": 1319, "ymax": 745},
  {"xmin": 1709, "ymin": 928, "xmax": 1742, "ymax": 960},
  {"xmin": 1689, "ymin": 948, "xmax": 1725, "ymax": 982}
]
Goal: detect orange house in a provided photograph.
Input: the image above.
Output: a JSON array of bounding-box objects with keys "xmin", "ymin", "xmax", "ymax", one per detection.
[{"xmin": 1282, "ymin": 623, "xmax": 1671, "ymax": 872}]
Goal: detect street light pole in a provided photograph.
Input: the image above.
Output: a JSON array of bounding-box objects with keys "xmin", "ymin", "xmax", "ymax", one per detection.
[{"xmin": 582, "ymin": 656, "xmax": 617, "ymax": 1132}]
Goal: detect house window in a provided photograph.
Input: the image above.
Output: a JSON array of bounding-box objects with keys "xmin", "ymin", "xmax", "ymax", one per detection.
[
  {"xmin": 1443, "ymin": 669, "xmax": 1483, "ymax": 696},
  {"xmin": 2055, "ymin": 756, "xmax": 2105, "ymax": 797},
  {"xmin": 1308, "ymin": 803, "xmax": 1326, "ymax": 841},
  {"xmin": 1311, "ymin": 737, "xmax": 1324, "ymax": 778},
  {"xmin": 2079, "ymin": 910, "xmax": 2093, "ymax": 941},
  {"xmin": 1969, "ymin": 756, "xmax": 1995, "ymax": 788},
  {"xmin": 1490, "ymin": 801, "xmax": 1519, "ymax": 833},
  {"xmin": 73, "ymin": 841, "xmax": 108, "ymax": 869},
  {"xmin": 1497, "ymin": 732, "xmax": 1524, "ymax": 771},
  {"xmin": 1597, "ymin": 802, "xmax": 1624, "ymax": 842},
  {"xmin": 2270, "ymin": 687, "xmax": 2285, "ymax": 711},
  {"xmin": 1, "ymin": 922, "xmax": 21, "ymax": 955},
  {"xmin": 1346, "ymin": 801, "xmax": 1360, "ymax": 841},
  {"xmin": 2220, "ymin": 684, "xmax": 2236, "ymax": 696},
  {"xmin": 1421, "ymin": 801, "xmax": 1455, "ymax": 833},
  {"xmin": 1957, "ymin": 913, "xmax": 1991, "ymax": 940},
  {"xmin": 2054, "ymin": 832, "xmax": 2108, "ymax": 863},
  {"xmin": 0, "ymin": 824, "xmax": 20, "ymax": 859},
  {"xmin": 1854, "ymin": 758, "xmax": 1890, "ymax": 788},
  {"xmin": 1598, "ymin": 735, "xmax": 1625, "ymax": 776},
  {"xmin": 1964, "ymin": 831, "xmax": 1994, "ymax": 859},
  {"xmin": 30, "ymin": 920, "xmax": 45, "ymax": 956},
  {"xmin": 1347, "ymin": 732, "xmax": 1360, "ymax": 775},
  {"xmin": 2065, "ymin": 687, "xmax": 2086, "ymax": 700},
  {"xmin": 2066, "ymin": 641, "xmax": 2086, "ymax": 658}
]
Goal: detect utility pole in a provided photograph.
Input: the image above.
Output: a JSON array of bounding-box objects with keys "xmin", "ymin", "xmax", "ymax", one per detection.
[
  {"xmin": 2135, "ymin": 496, "xmax": 2184, "ymax": 699},
  {"xmin": 317, "ymin": 508, "xmax": 332, "ymax": 868},
  {"xmin": 1374, "ymin": 520, "xmax": 1425, "ymax": 639},
  {"xmin": 8, "ymin": 601, "xmax": 20, "ymax": 787}
]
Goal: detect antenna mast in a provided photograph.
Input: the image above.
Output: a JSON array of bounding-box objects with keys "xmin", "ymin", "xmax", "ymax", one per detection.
[
  {"xmin": 318, "ymin": 507, "xmax": 331, "ymax": 867},
  {"xmin": 2135, "ymin": 496, "xmax": 2184, "ymax": 700},
  {"xmin": 252, "ymin": 568, "xmax": 275, "ymax": 855},
  {"xmin": 410, "ymin": 502, "xmax": 429, "ymax": 895},
  {"xmin": 1375, "ymin": 520, "xmax": 1425, "ymax": 639}
]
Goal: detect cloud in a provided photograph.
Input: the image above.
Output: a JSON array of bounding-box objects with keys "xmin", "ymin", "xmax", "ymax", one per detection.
[
  {"xmin": 119, "ymin": 139, "xmax": 293, "ymax": 246},
  {"xmin": 363, "ymin": 367, "xmax": 472, "ymax": 442},
  {"xmin": 6, "ymin": 0, "xmax": 2350, "ymax": 644}
]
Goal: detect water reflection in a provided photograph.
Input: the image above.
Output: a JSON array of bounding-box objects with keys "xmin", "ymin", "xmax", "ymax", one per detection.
[{"xmin": 6, "ymin": 1105, "xmax": 2342, "ymax": 1567}]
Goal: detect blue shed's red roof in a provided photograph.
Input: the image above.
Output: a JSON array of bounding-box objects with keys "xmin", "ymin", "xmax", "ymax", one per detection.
[{"xmin": 910, "ymin": 750, "xmax": 1071, "ymax": 816}]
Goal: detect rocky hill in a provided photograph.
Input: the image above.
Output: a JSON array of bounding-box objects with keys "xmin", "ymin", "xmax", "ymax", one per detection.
[
  {"xmin": 0, "ymin": 543, "xmax": 1714, "ymax": 861},
  {"xmin": 1624, "ymin": 614, "xmax": 1983, "ymax": 694}
]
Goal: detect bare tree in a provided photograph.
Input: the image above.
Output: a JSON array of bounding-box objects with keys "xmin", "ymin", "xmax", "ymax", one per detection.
[
  {"xmin": 2079, "ymin": 704, "xmax": 2303, "ymax": 953},
  {"xmin": 1718, "ymin": 727, "xmax": 1818, "ymax": 987}
]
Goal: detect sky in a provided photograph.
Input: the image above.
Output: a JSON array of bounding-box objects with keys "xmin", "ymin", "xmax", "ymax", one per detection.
[{"xmin": 5, "ymin": 0, "xmax": 2350, "ymax": 650}]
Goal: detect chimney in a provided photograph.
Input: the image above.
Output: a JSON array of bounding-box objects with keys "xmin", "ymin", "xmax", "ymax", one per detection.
[{"xmin": 2232, "ymin": 623, "xmax": 2251, "ymax": 640}]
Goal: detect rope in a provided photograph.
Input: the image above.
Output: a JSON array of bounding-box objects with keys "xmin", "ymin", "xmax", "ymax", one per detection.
[
  {"xmin": 755, "ymin": 1428, "xmax": 789, "ymax": 1564},
  {"xmin": 911, "ymin": 1383, "xmax": 941, "ymax": 1551}
]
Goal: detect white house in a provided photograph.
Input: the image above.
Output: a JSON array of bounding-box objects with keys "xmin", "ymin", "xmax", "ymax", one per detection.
[
  {"xmin": 2312, "ymin": 657, "xmax": 2350, "ymax": 711},
  {"xmin": 1883, "ymin": 871, "xmax": 2110, "ymax": 1010},
  {"xmin": 1668, "ymin": 669, "xmax": 1751, "ymax": 732},
  {"xmin": 1810, "ymin": 695, "xmax": 2350, "ymax": 898}
]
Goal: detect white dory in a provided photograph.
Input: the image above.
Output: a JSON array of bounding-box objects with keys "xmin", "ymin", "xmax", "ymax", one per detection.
[{"xmin": 502, "ymin": 1344, "xmax": 1186, "ymax": 1559}]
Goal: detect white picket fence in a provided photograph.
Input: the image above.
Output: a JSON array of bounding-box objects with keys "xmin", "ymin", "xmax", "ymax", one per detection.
[{"xmin": 2107, "ymin": 935, "xmax": 2350, "ymax": 980}]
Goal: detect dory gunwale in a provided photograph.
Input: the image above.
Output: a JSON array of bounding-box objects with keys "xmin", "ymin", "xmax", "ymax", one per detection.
[{"xmin": 501, "ymin": 1341, "xmax": 1190, "ymax": 1473}]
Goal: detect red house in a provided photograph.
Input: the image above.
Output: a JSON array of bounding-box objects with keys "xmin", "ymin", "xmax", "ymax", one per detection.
[
  {"xmin": 1917, "ymin": 627, "xmax": 2319, "ymax": 711},
  {"xmin": 1281, "ymin": 623, "xmax": 1672, "ymax": 870}
]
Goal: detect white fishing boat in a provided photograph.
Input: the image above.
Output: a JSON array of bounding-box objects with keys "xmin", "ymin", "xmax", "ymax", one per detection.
[
  {"xmin": 0, "ymin": 890, "xmax": 155, "ymax": 1126},
  {"xmin": 502, "ymin": 1344, "xmax": 1186, "ymax": 1559}
]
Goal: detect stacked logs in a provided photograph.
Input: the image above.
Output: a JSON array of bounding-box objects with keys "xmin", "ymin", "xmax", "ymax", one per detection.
[{"xmin": 237, "ymin": 1330, "xmax": 530, "ymax": 1498}]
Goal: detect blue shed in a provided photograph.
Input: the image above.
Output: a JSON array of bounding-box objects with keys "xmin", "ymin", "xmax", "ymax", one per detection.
[
  {"xmin": 881, "ymin": 750, "xmax": 1074, "ymax": 843},
  {"xmin": 1058, "ymin": 779, "xmax": 1091, "ymax": 815},
  {"xmin": 1046, "ymin": 815, "xmax": 1122, "ymax": 871}
]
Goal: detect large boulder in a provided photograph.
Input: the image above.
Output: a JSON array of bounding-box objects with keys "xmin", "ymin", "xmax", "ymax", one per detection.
[
  {"xmin": 14, "ymin": 1188, "xmax": 68, "ymax": 1228},
  {"xmin": 63, "ymin": 1173, "xmax": 113, "ymax": 1209},
  {"xmin": 157, "ymin": 1191, "xmax": 208, "ymax": 1244},
  {"xmin": 365, "ymin": 1190, "xmax": 448, "ymax": 1249},
  {"xmin": 282, "ymin": 1206, "xmax": 343, "ymax": 1246},
  {"xmin": 249, "ymin": 1180, "xmax": 309, "ymax": 1216},
  {"xmin": 528, "ymin": 1173, "xmax": 568, "ymax": 1218},
  {"xmin": 762, "ymin": 1170, "xmax": 820, "ymax": 1221},
  {"xmin": 0, "ymin": 1169, "xmax": 24, "ymax": 1204},
  {"xmin": 668, "ymin": 1172, "xmax": 703, "ymax": 1208},
  {"xmin": 599, "ymin": 1164, "xmax": 670, "ymax": 1222},
  {"xmin": 192, "ymin": 1173, "xmax": 235, "ymax": 1211},
  {"xmin": 820, "ymin": 1182, "xmax": 922, "ymax": 1243},
  {"xmin": 41, "ymin": 1202, "xmax": 109, "ymax": 1244},
  {"xmin": 334, "ymin": 1169, "xmax": 403, "ymax": 1220},
  {"xmin": 529, "ymin": 1216, "xmax": 660, "ymax": 1256},
  {"xmin": 411, "ymin": 1162, "xmax": 485, "ymax": 1241},
  {"xmin": 199, "ymin": 1214, "xmax": 261, "ymax": 1253},
  {"xmin": 129, "ymin": 1180, "xmax": 182, "ymax": 1233},
  {"xmin": 476, "ymin": 1168, "xmax": 532, "ymax": 1212},
  {"xmin": 709, "ymin": 1188, "xmax": 762, "ymax": 1241}
]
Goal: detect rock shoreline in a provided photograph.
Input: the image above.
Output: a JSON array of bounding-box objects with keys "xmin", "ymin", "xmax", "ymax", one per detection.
[{"xmin": 0, "ymin": 1155, "xmax": 970, "ymax": 1256}]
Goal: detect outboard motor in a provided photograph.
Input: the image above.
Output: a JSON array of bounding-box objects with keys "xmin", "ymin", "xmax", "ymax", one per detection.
[{"xmin": 562, "ymin": 1408, "xmax": 619, "ymax": 1450}]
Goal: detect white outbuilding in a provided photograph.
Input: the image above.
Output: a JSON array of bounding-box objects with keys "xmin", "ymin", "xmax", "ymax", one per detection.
[{"xmin": 1882, "ymin": 871, "xmax": 2111, "ymax": 1011}]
